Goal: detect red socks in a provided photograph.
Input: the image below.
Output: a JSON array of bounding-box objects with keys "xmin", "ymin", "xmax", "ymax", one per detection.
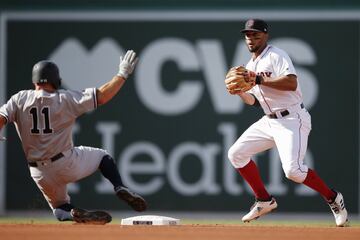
[
  {"xmin": 238, "ymin": 162, "xmax": 336, "ymax": 202},
  {"xmin": 237, "ymin": 160, "xmax": 271, "ymax": 201},
  {"xmin": 303, "ymin": 169, "xmax": 336, "ymax": 201}
]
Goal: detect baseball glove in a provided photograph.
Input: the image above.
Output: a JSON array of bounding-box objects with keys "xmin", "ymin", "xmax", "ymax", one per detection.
[{"xmin": 225, "ymin": 66, "xmax": 257, "ymax": 94}]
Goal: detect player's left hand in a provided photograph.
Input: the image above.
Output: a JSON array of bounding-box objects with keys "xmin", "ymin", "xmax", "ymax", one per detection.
[
  {"xmin": 225, "ymin": 66, "xmax": 256, "ymax": 94},
  {"xmin": 117, "ymin": 50, "xmax": 139, "ymax": 79}
]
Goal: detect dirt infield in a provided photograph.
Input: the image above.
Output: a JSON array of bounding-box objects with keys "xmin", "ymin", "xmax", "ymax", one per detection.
[{"xmin": 1, "ymin": 224, "xmax": 360, "ymax": 240}]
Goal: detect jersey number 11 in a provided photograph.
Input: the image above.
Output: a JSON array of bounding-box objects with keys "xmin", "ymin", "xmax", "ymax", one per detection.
[{"xmin": 29, "ymin": 106, "xmax": 53, "ymax": 134}]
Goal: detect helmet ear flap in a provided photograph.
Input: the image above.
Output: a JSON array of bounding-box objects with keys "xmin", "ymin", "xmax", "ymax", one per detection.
[
  {"xmin": 32, "ymin": 60, "xmax": 62, "ymax": 89},
  {"xmin": 57, "ymin": 77, "xmax": 62, "ymax": 89}
]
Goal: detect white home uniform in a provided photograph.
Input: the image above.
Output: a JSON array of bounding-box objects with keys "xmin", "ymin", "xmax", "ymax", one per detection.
[
  {"xmin": 228, "ymin": 44, "xmax": 312, "ymax": 183},
  {"xmin": 0, "ymin": 88, "xmax": 108, "ymax": 208}
]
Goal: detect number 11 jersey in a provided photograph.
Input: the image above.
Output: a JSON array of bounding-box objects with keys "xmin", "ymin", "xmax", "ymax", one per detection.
[{"xmin": 0, "ymin": 88, "xmax": 97, "ymax": 161}]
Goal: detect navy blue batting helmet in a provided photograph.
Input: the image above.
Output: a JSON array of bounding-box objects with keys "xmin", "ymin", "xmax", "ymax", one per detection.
[{"xmin": 32, "ymin": 60, "xmax": 62, "ymax": 89}]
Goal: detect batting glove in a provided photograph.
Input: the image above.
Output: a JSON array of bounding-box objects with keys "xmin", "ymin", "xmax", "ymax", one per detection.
[{"xmin": 117, "ymin": 50, "xmax": 139, "ymax": 79}]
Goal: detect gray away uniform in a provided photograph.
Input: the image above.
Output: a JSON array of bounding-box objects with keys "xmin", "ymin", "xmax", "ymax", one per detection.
[{"xmin": 0, "ymin": 88, "xmax": 108, "ymax": 208}]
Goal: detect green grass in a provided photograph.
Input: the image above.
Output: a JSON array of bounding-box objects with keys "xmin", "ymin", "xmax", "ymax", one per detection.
[
  {"xmin": 0, "ymin": 217, "xmax": 65, "ymax": 224},
  {"xmin": 182, "ymin": 219, "xmax": 360, "ymax": 227},
  {"xmin": 1, "ymin": 217, "xmax": 360, "ymax": 227}
]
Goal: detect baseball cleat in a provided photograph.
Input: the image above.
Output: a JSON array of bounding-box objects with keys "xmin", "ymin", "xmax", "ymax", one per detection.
[
  {"xmin": 328, "ymin": 191, "xmax": 349, "ymax": 227},
  {"xmin": 116, "ymin": 186, "xmax": 147, "ymax": 212},
  {"xmin": 71, "ymin": 208, "xmax": 112, "ymax": 225},
  {"xmin": 242, "ymin": 197, "xmax": 278, "ymax": 223}
]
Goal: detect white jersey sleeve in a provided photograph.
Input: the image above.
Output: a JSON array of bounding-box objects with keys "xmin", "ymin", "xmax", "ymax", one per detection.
[
  {"xmin": 0, "ymin": 91, "xmax": 24, "ymax": 123},
  {"xmin": 60, "ymin": 88, "xmax": 97, "ymax": 117},
  {"xmin": 271, "ymin": 48, "xmax": 297, "ymax": 77}
]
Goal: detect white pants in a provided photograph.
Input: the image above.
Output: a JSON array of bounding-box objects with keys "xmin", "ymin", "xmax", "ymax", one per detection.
[
  {"xmin": 30, "ymin": 146, "xmax": 109, "ymax": 209},
  {"xmin": 228, "ymin": 108, "xmax": 312, "ymax": 183}
]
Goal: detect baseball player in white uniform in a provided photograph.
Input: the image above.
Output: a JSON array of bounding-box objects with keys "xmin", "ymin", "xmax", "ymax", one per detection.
[
  {"xmin": 225, "ymin": 19, "xmax": 348, "ymax": 227},
  {"xmin": 0, "ymin": 50, "xmax": 147, "ymax": 224}
]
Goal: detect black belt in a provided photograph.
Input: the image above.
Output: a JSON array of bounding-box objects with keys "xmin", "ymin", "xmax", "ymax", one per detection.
[
  {"xmin": 268, "ymin": 103, "xmax": 304, "ymax": 119},
  {"xmin": 28, "ymin": 152, "xmax": 64, "ymax": 167}
]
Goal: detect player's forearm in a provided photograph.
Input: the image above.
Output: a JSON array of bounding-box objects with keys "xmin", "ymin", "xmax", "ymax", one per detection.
[
  {"xmin": 0, "ymin": 115, "xmax": 6, "ymax": 131},
  {"xmin": 96, "ymin": 50, "xmax": 138, "ymax": 106},
  {"xmin": 96, "ymin": 75, "xmax": 126, "ymax": 106},
  {"xmin": 238, "ymin": 92, "xmax": 256, "ymax": 105},
  {"xmin": 260, "ymin": 74, "xmax": 297, "ymax": 91}
]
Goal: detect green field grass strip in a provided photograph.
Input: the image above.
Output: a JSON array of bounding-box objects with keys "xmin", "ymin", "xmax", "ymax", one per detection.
[
  {"xmin": 1, "ymin": 217, "xmax": 359, "ymax": 227},
  {"xmin": 181, "ymin": 219, "xmax": 360, "ymax": 227}
]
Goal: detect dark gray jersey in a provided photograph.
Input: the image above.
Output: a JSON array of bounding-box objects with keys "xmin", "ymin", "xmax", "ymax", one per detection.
[{"xmin": 0, "ymin": 88, "xmax": 97, "ymax": 161}]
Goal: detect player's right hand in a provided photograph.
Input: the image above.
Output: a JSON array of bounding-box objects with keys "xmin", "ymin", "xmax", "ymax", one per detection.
[{"xmin": 117, "ymin": 50, "xmax": 139, "ymax": 79}]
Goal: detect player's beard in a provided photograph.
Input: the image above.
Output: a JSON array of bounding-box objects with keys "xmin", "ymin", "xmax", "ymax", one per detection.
[
  {"xmin": 248, "ymin": 45, "xmax": 259, "ymax": 53},
  {"xmin": 248, "ymin": 43, "xmax": 267, "ymax": 54}
]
